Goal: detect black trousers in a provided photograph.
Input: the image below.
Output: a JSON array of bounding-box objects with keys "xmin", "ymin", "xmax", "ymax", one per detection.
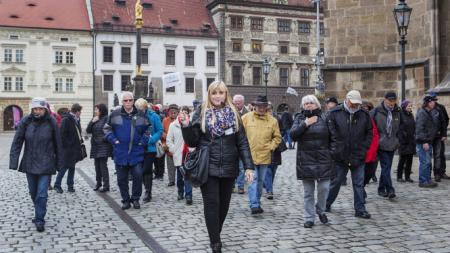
[
  {"xmin": 200, "ymin": 176, "xmax": 235, "ymax": 245},
  {"xmin": 364, "ymin": 161, "xmax": 378, "ymax": 187},
  {"xmin": 397, "ymin": 154, "xmax": 413, "ymax": 180},
  {"xmin": 94, "ymin": 157, "xmax": 109, "ymax": 188},
  {"xmin": 153, "ymin": 154, "xmax": 165, "ymax": 178},
  {"xmin": 143, "ymin": 152, "xmax": 156, "ymax": 194},
  {"xmin": 432, "ymin": 138, "xmax": 445, "ymax": 176}
]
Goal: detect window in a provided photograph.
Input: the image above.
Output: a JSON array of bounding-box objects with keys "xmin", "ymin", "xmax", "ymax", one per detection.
[
  {"xmin": 252, "ymin": 67, "xmax": 261, "ymax": 85},
  {"xmin": 252, "ymin": 41, "xmax": 262, "ymax": 54},
  {"xmin": 279, "ymin": 68, "xmax": 289, "ymax": 86},
  {"xmin": 66, "ymin": 78, "xmax": 73, "ymax": 92},
  {"xmin": 230, "ymin": 16, "xmax": 243, "ymax": 30},
  {"xmin": 65, "ymin": 51, "xmax": 73, "ymax": 64},
  {"xmin": 4, "ymin": 49, "xmax": 12, "ymax": 62},
  {"xmin": 232, "ymin": 66, "xmax": 242, "ymax": 85},
  {"xmin": 320, "ymin": 22, "xmax": 325, "ymax": 35},
  {"xmin": 15, "ymin": 77, "xmax": 23, "ymax": 91},
  {"xmin": 300, "ymin": 68, "xmax": 310, "ymax": 86},
  {"xmin": 185, "ymin": 77, "xmax": 194, "ymax": 93},
  {"xmin": 185, "ymin": 50, "xmax": 194, "ymax": 66},
  {"xmin": 103, "ymin": 46, "xmax": 113, "ymax": 63},
  {"xmin": 166, "ymin": 86, "xmax": 175, "ymax": 92},
  {"xmin": 16, "ymin": 49, "xmax": 23, "ymax": 62},
  {"xmin": 207, "ymin": 78, "xmax": 215, "ymax": 89},
  {"xmin": 207, "ymin": 51, "xmax": 215, "ymax": 67},
  {"xmin": 55, "ymin": 51, "xmax": 63, "ymax": 64},
  {"xmin": 251, "ymin": 18, "xmax": 263, "ymax": 31},
  {"xmin": 278, "ymin": 19, "xmax": 291, "ymax": 33},
  {"xmin": 121, "ymin": 75, "xmax": 130, "ymax": 91},
  {"xmin": 232, "ymin": 41, "xmax": 242, "ymax": 52},
  {"xmin": 4, "ymin": 77, "xmax": 12, "ymax": 91},
  {"xmin": 166, "ymin": 49, "xmax": 175, "ymax": 65},
  {"xmin": 103, "ymin": 75, "xmax": 113, "ymax": 91},
  {"xmin": 298, "ymin": 21, "xmax": 311, "ymax": 34},
  {"xmin": 300, "ymin": 43, "xmax": 309, "ymax": 55},
  {"xmin": 141, "ymin": 48, "xmax": 148, "ymax": 64},
  {"xmin": 280, "ymin": 43, "xmax": 289, "ymax": 54},
  {"xmin": 121, "ymin": 47, "xmax": 131, "ymax": 63},
  {"xmin": 55, "ymin": 78, "xmax": 63, "ymax": 92}
]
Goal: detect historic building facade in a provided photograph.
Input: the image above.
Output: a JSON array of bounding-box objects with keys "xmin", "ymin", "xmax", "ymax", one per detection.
[
  {"xmin": 91, "ymin": 0, "xmax": 219, "ymax": 109},
  {"xmin": 323, "ymin": 0, "xmax": 450, "ymax": 107},
  {"xmin": 0, "ymin": 0, "xmax": 93, "ymax": 131},
  {"xmin": 206, "ymin": 0, "xmax": 320, "ymax": 111}
]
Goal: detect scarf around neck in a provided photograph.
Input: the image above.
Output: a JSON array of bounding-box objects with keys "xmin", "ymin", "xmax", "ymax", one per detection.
[{"xmin": 205, "ymin": 105, "xmax": 236, "ymax": 137}]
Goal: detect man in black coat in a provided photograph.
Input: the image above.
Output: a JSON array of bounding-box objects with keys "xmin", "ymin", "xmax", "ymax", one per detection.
[
  {"xmin": 54, "ymin": 103, "xmax": 84, "ymax": 193},
  {"xmin": 326, "ymin": 90, "xmax": 373, "ymax": 219},
  {"xmin": 10, "ymin": 97, "xmax": 63, "ymax": 232},
  {"xmin": 280, "ymin": 106, "xmax": 294, "ymax": 149}
]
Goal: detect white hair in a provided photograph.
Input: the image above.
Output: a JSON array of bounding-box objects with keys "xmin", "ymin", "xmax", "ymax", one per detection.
[
  {"xmin": 233, "ymin": 94, "xmax": 245, "ymax": 102},
  {"xmin": 120, "ymin": 91, "xmax": 134, "ymax": 101},
  {"xmin": 301, "ymin": 95, "xmax": 321, "ymax": 109}
]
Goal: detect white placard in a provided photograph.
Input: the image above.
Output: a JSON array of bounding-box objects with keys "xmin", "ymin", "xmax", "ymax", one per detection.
[{"xmin": 162, "ymin": 72, "xmax": 181, "ymax": 89}]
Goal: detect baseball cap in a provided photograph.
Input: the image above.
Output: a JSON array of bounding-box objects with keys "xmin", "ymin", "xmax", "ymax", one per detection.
[{"xmin": 346, "ymin": 90, "xmax": 362, "ymax": 104}]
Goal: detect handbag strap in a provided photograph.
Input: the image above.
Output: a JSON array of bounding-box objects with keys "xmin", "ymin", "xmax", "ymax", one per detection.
[{"xmin": 74, "ymin": 120, "xmax": 83, "ymax": 144}]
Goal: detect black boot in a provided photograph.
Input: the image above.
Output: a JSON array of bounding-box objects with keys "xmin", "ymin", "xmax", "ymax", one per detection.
[
  {"xmin": 210, "ymin": 243, "xmax": 222, "ymax": 253},
  {"xmin": 143, "ymin": 191, "xmax": 152, "ymax": 203}
]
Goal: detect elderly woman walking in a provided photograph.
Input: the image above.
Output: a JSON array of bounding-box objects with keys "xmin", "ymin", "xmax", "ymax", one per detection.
[{"xmin": 290, "ymin": 95, "xmax": 335, "ymax": 228}]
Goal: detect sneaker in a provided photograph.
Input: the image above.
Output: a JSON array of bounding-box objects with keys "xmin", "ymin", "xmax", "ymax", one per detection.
[
  {"xmin": 303, "ymin": 221, "xmax": 314, "ymax": 228},
  {"xmin": 317, "ymin": 213, "xmax": 328, "ymax": 224},
  {"xmin": 237, "ymin": 188, "xmax": 245, "ymax": 194},
  {"xmin": 132, "ymin": 200, "xmax": 140, "ymax": 209},
  {"xmin": 186, "ymin": 197, "xmax": 193, "ymax": 205},
  {"xmin": 67, "ymin": 188, "xmax": 75, "ymax": 193},
  {"xmin": 355, "ymin": 211, "xmax": 371, "ymax": 219},
  {"xmin": 54, "ymin": 186, "xmax": 63, "ymax": 194},
  {"xmin": 266, "ymin": 192, "xmax": 273, "ymax": 200},
  {"xmin": 35, "ymin": 223, "xmax": 45, "ymax": 232},
  {"xmin": 121, "ymin": 201, "xmax": 131, "ymax": 210},
  {"xmin": 251, "ymin": 207, "xmax": 264, "ymax": 215}
]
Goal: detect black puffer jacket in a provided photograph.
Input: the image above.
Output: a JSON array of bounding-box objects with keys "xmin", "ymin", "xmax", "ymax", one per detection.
[
  {"xmin": 290, "ymin": 111, "xmax": 335, "ymax": 180},
  {"xmin": 398, "ymin": 109, "xmax": 415, "ymax": 155},
  {"xmin": 60, "ymin": 113, "xmax": 84, "ymax": 168},
  {"xmin": 416, "ymin": 107, "xmax": 438, "ymax": 144},
  {"xmin": 327, "ymin": 104, "xmax": 373, "ymax": 168},
  {"xmin": 9, "ymin": 112, "xmax": 63, "ymax": 175},
  {"xmin": 86, "ymin": 116, "xmax": 112, "ymax": 159},
  {"xmin": 181, "ymin": 107, "xmax": 254, "ymax": 178}
]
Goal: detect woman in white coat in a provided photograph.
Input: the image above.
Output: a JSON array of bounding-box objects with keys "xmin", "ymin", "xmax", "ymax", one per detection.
[{"xmin": 167, "ymin": 106, "xmax": 193, "ymax": 205}]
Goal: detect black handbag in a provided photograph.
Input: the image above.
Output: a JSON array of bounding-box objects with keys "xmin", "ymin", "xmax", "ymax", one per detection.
[
  {"xmin": 275, "ymin": 138, "xmax": 288, "ymax": 153},
  {"xmin": 181, "ymin": 145, "xmax": 209, "ymax": 187},
  {"xmin": 75, "ymin": 121, "xmax": 87, "ymax": 160}
]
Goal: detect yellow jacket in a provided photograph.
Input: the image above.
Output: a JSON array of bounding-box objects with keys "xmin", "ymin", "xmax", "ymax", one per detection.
[{"xmin": 242, "ymin": 111, "xmax": 282, "ymax": 165}]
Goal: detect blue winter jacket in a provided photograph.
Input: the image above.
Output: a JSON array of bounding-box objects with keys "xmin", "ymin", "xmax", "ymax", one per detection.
[
  {"xmin": 146, "ymin": 110, "xmax": 163, "ymax": 153},
  {"xmin": 103, "ymin": 106, "xmax": 150, "ymax": 166}
]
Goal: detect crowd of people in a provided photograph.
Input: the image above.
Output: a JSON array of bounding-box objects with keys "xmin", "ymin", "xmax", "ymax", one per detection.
[{"xmin": 9, "ymin": 80, "xmax": 450, "ymax": 253}]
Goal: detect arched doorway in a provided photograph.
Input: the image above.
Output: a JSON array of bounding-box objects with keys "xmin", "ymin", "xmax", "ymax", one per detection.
[{"xmin": 3, "ymin": 105, "xmax": 23, "ymax": 131}]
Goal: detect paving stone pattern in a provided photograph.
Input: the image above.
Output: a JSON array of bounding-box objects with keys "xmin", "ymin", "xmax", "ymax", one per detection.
[{"xmin": 1, "ymin": 133, "xmax": 450, "ymax": 252}]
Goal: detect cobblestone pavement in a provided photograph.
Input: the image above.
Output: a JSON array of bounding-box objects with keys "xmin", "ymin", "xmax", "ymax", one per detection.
[{"xmin": 1, "ymin": 132, "xmax": 450, "ymax": 253}]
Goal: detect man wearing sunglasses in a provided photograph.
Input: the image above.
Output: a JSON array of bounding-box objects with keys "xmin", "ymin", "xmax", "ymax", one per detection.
[{"xmin": 104, "ymin": 91, "xmax": 151, "ymax": 210}]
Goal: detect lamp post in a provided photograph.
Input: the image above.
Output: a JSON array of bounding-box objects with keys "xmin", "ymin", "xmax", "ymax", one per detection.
[
  {"xmin": 311, "ymin": 0, "xmax": 325, "ymax": 99},
  {"xmin": 393, "ymin": 0, "xmax": 412, "ymax": 102},
  {"xmin": 262, "ymin": 58, "xmax": 270, "ymax": 98}
]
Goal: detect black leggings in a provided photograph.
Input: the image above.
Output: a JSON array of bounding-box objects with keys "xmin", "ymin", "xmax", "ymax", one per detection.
[
  {"xmin": 200, "ymin": 176, "xmax": 235, "ymax": 245},
  {"xmin": 143, "ymin": 152, "xmax": 156, "ymax": 193},
  {"xmin": 397, "ymin": 154, "xmax": 413, "ymax": 179},
  {"xmin": 94, "ymin": 157, "xmax": 109, "ymax": 188}
]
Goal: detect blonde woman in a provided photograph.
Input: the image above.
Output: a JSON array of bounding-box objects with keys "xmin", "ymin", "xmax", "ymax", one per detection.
[{"xmin": 179, "ymin": 81, "xmax": 254, "ymax": 253}]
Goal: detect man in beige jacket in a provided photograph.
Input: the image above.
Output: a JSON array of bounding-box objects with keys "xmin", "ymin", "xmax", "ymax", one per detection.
[{"xmin": 242, "ymin": 95, "xmax": 281, "ymax": 214}]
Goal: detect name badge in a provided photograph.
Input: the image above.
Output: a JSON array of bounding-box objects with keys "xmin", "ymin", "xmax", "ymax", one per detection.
[{"xmin": 224, "ymin": 128, "xmax": 234, "ymax": 135}]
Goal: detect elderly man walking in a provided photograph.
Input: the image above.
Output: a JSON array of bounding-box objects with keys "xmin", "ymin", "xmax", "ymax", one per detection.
[
  {"xmin": 242, "ymin": 95, "xmax": 281, "ymax": 215},
  {"xmin": 104, "ymin": 92, "xmax": 151, "ymax": 210},
  {"xmin": 233, "ymin": 94, "xmax": 248, "ymax": 194}
]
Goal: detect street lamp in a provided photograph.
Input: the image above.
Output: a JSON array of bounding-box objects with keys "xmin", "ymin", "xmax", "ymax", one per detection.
[
  {"xmin": 311, "ymin": 0, "xmax": 325, "ymax": 99},
  {"xmin": 262, "ymin": 58, "xmax": 270, "ymax": 97},
  {"xmin": 393, "ymin": 0, "xmax": 412, "ymax": 102}
]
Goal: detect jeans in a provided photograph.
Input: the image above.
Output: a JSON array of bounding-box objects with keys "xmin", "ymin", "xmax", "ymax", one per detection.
[
  {"xmin": 235, "ymin": 160, "xmax": 245, "ymax": 189},
  {"xmin": 94, "ymin": 157, "xmax": 109, "ymax": 188},
  {"xmin": 248, "ymin": 164, "xmax": 269, "ymax": 209},
  {"xmin": 283, "ymin": 130, "xmax": 293, "ymax": 148},
  {"xmin": 326, "ymin": 163, "xmax": 367, "ymax": 213},
  {"xmin": 378, "ymin": 150, "xmax": 395, "ymax": 194},
  {"xmin": 200, "ymin": 176, "xmax": 235, "ymax": 245},
  {"xmin": 264, "ymin": 165, "xmax": 278, "ymax": 193},
  {"xmin": 167, "ymin": 156, "xmax": 176, "ymax": 184},
  {"xmin": 397, "ymin": 154, "xmax": 413, "ymax": 180},
  {"xmin": 303, "ymin": 179, "xmax": 330, "ymax": 223},
  {"xmin": 177, "ymin": 166, "xmax": 192, "ymax": 198},
  {"xmin": 417, "ymin": 144, "xmax": 433, "ymax": 184},
  {"xmin": 26, "ymin": 174, "xmax": 50, "ymax": 225},
  {"xmin": 116, "ymin": 163, "xmax": 144, "ymax": 203},
  {"xmin": 54, "ymin": 167, "xmax": 75, "ymax": 189}
]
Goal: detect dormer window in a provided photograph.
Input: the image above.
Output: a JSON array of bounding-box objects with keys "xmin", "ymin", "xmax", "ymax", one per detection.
[
  {"xmin": 45, "ymin": 17, "xmax": 54, "ymax": 21},
  {"xmin": 142, "ymin": 2, "xmax": 153, "ymax": 9},
  {"xmin": 60, "ymin": 37, "xmax": 69, "ymax": 42},
  {"xmin": 170, "ymin": 19, "xmax": 178, "ymax": 25},
  {"xmin": 112, "ymin": 15, "xmax": 120, "ymax": 22},
  {"xmin": 114, "ymin": 0, "xmax": 126, "ymax": 6}
]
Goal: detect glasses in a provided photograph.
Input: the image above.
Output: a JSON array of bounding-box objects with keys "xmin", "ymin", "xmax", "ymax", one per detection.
[
  {"xmin": 303, "ymin": 102, "xmax": 315, "ymax": 105},
  {"xmin": 123, "ymin": 99, "xmax": 133, "ymax": 103}
]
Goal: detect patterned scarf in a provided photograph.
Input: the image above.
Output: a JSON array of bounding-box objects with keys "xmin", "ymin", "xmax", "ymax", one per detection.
[{"xmin": 205, "ymin": 106, "xmax": 236, "ymax": 137}]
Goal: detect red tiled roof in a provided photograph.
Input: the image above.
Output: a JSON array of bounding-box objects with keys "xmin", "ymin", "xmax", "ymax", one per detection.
[
  {"xmin": 0, "ymin": 0, "xmax": 90, "ymax": 31},
  {"xmin": 92, "ymin": 0, "xmax": 218, "ymax": 37}
]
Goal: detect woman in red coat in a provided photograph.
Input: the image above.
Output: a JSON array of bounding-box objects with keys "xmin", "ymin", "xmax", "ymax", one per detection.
[{"xmin": 362, "ymin": 101, "xmax": 379, "ymax": 201}]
